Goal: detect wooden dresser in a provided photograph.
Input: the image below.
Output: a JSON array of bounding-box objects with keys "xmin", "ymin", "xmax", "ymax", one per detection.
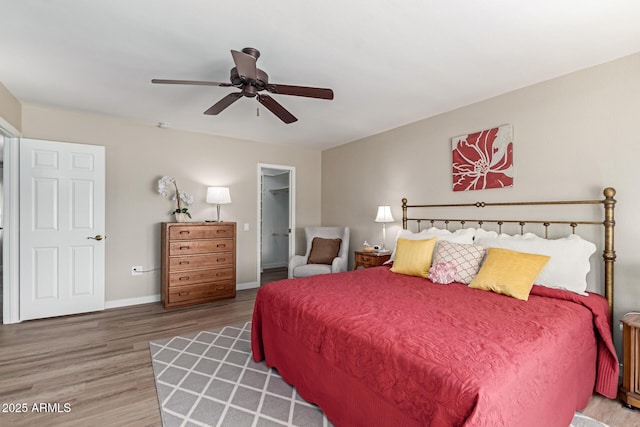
[
  {"xmin": 161, "ymin": 222, "xmax": 236, "ymax": 309},
  {"xmin": 619, "ymin": 313, "xmax": 640, "ymax": 408}
]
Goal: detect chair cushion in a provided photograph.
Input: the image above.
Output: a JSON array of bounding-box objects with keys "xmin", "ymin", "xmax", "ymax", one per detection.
[
  {"xmin": 293, "ymin": 264, "xmax": 333, "ymax": 278},
  {"xmin": 307, "ymin": 238, "xmax": 342, "ymax": 265}
]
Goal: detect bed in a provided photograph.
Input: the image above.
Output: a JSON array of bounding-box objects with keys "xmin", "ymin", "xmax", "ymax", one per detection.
[{"xmin": 251, "ymin": 188, "xmax": 619, "ymax": 427}]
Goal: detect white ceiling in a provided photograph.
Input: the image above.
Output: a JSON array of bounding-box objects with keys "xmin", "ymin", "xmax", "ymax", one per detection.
[{"xmin": 1, "ymin": 1, "xmax": 640, "ymax": 150}]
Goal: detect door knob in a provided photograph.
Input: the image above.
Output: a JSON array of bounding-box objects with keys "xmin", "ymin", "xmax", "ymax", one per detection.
[{"xmin": 87, "ymin": 235, "xmax": 106, "ymax": 241}]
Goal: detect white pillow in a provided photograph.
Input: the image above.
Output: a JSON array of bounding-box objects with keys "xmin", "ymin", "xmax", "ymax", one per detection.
[
  {"xmin": 473, "ymin": 229, "xmax": 596, "ymax": 295},
  {"xmin": 388, "ymin": 227, "xmax": 476, "ymax": 262}
]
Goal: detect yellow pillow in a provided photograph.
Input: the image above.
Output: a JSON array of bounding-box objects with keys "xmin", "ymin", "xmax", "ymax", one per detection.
[
  {"xmin": 469, "ymin": 247, "xmax": 550, "ymax": 301},
  {"xmin": 390, "ymin": 237, "xmax": 437, "ymax": 278}
]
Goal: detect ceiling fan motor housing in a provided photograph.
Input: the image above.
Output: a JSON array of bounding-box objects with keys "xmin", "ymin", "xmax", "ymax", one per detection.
[{"xmin": 230, "ymin": 67, "xmax": 269, "ymax": 97}]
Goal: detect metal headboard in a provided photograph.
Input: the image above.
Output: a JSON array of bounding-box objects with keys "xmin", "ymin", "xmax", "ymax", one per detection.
[{"xmin": 401, "ymin": 187, "xmax": 617, "ymax": 324}]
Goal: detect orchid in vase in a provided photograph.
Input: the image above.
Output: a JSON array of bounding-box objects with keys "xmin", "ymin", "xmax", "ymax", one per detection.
[{"xmin": 157, "ymin": 176, "xmax": 194, "ymax": 221}]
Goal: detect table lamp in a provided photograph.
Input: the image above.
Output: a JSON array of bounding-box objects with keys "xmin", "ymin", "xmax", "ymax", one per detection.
[
  {"xmin": 206, "ymin": 187, "xmax": 231, "ymax": 222},
  {"xmin": 374, "ymin": 205, "xmax": 394, "ymax": 252}
]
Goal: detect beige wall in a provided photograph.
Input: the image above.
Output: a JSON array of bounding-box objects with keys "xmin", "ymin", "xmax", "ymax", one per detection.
[
  {"xmin": 322, "ymin": 53, "xmax": 640, "ymax": 351},
  {"xmin": 19, "ymin": 105, "xmax": 321, "ymax": 303},
  {"xmin": 0, "ymin": 82, "xmax": 21, "ymax": 132}
]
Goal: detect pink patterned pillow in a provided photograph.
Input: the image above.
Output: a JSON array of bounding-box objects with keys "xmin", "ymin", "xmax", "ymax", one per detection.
[
  {"xmin": 432, "ymin": 240, "xmax": 486, "ymax": 284},
  {"xmin": 428, "ymin": 262, "xmax": 457, "ymax": 284}
]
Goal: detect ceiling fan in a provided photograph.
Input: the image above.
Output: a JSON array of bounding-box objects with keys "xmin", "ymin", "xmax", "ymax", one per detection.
[{"xmin": 152, "ymin": 47, "xmax": 334, "ymax": 124}]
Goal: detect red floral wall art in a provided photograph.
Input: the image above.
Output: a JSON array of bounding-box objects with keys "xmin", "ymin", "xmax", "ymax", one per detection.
[{"xmin": 452, "ymin": 124, "xmax": 513, "ymax": 191}]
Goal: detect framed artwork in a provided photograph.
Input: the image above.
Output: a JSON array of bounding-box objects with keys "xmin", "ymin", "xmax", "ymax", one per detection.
[{"xmin": 451, "ymin": 124, "xmax": 513, "ymax": 191}]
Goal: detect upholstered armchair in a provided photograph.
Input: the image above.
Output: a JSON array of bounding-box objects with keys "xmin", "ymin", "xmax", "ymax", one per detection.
[{"xmin": 288, "ymin": 227, "xmax": 350, "ymax": 278}]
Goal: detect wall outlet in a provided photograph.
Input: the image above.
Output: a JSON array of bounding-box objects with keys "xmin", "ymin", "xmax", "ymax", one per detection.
[
  {"xmin": 131, "ymin": 265, "xmax": 143, "ymax": 276},
  {"xmin": 244, "ymin": 223, "xmax": 250, "ymax": 232}
]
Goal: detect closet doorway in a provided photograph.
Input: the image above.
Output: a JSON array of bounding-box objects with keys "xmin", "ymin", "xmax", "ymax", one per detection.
[{"xmin": 257, "ymin": 164, "xmax": 295, "ymax": 285}]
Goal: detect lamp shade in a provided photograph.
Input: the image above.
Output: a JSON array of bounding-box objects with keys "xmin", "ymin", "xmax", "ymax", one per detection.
[
  {"xmin": 374, "ymin": 205, "xmax": 394, "ymax": 223},
  {"xmin": 206, "ymin": 187, "xmax": 231, "ymax": 204}
]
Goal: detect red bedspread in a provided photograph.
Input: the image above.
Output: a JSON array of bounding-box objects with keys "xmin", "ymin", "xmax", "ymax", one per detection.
[{"xmin": 252, "ymin": 266, "xmax": 618, "ymax": 427}]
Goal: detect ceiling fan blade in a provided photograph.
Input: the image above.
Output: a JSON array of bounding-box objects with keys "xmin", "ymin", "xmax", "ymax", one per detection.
[
  {"xmin": 152, "ymin": 79, "xmax": 231, "ymax": 87},
  {"xmin": 204, "ymin": 92, "xmax": 243, "ymax": 115},
  {"xmin": 258, "ymin": 94, "xmax": 297, "ymax": 124},
  {"xmin": 267, "ymin": 84, "xmax": 334, "ymax": 100},
  {"xmin": 231, "ymin": 50, "xmax": 257, "ymax": 80}
]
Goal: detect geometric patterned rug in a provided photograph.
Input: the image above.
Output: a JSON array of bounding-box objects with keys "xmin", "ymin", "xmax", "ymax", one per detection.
[
  {"xmin": 149, "ymin": 321, "xmax": 607, "ymax": 427},
  {"xmin": 149, "ymin": 322, "xmax": 333, "ymax": 427}
]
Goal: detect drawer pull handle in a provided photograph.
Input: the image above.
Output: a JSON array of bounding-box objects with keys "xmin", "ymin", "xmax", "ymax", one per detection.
[
  {"xmin": 179, "ymin": 276, "xmax": 190, "ymax": 281},
  {"xmin": 179, "ymin": 246, "xmax": 190, "ymax": 250},
  {"xmin": 216, "ymin": 272, "xmax": 225, "ymax": 277},
  {"xmin": 216, "ymin": 286, "xmax": 225, "ymax": 290},
  {"xmin": 178, "ymin": 261, "xmax": 189, "ymax": 265},
  {"xmin": 217, "ymin": 230, "xmax": 225, "ymax": 233},
  {"xmin": 217, "ymin": 258, "xmax": 226, "ymax": 262},
  {"xmin": 217, "ymin": 244, "xmax": 226, "ymax": 248},
  {"xmin": 179, "ymin": 292, "xmax": 188, "ymax": 296},
  {"xmin": 179, "ymin": 231, "xmax": 190, "ymax": 234}
]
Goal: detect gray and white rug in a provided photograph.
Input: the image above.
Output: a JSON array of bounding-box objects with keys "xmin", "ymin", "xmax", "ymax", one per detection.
[
  {"xmin": 149, "ymin": 322, "xmax": 332, "ymax": 427},
  {"xmin": 149, "ymin": 322, "xmax": 608, "ymax": 427}
]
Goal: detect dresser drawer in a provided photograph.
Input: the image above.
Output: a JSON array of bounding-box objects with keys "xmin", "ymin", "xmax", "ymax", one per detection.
[
  {"xmin": 169, "ymin": 225, "xmax": 235, "ymax": 240},
  {"xmin": 169, "ymin": 239, "xmax": 234, "ymax": 256},
  {"xmin": 170, "ymin": 254, "xmax": 233, "ymax": 271},
  {"xmin": 169, "ymin": 267, "xmax": 234, "ymax": 287},
  {"xmin": 168, "ymin": 281, "xmax": 235, "ymax": 304}
]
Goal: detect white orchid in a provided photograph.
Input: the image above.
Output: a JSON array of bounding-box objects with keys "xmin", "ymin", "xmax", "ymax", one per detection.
[
  {"xmin": 157, "ymin": 175, "xmax": 193, "ymax": 218},
  {"xmin": 157, "ymin": 175, "xmax": 175, "ymax": 197},
  {"xmin": 179, "ymin": 191, "xmax": 194, "ymax": 207}
]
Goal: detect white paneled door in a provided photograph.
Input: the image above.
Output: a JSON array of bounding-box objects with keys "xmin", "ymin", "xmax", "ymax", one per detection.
[{"xmin": 19, "ymin": 138, "xmax": 105, "ymax": 321}]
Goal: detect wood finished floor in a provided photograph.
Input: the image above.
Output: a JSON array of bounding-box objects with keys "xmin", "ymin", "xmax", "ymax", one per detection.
[{"xmin": 0, "ymin": 286, "xmax": 639, "ymax": 427}]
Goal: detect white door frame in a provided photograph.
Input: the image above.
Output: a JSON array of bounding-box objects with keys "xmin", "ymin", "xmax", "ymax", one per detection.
[
  {"xmin": 1, "ymin": 118, "xmax": 21, "ymax": 324},
  {"xmin": 257, "ymin": 163, "xmax": 295, "ymax": 283}
]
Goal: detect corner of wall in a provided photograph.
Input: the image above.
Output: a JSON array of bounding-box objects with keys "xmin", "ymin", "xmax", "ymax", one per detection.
[{"xmin": 0, "ymin": 82, "xmax": 22, "ymax": 135}]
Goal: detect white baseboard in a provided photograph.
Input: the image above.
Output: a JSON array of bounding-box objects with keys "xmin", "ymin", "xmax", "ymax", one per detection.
[
  {"xmin": 237, "ymin": 281, "xmax": 259, "ymax": 291},
  {"xmin": 105, "ymin": 294, "xmax": 161, "ymax": 309},
  {"xmin": 105, "ymin": 282, "xmax": 259, "ymax": 309}
]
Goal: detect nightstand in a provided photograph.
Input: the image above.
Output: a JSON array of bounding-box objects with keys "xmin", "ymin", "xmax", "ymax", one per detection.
[
  {"xmin": 619, "ymin": 313, "xmax": 640, "ymax": 408},
  {"xmin": 353, "ymin": 251, "xmax": 391, "ymax": 270}
]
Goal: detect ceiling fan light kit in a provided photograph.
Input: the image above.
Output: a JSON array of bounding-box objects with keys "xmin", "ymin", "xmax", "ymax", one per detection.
[{"xmin": 152, "ymin": 47, "xmax": 334, "ymax": 124}]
